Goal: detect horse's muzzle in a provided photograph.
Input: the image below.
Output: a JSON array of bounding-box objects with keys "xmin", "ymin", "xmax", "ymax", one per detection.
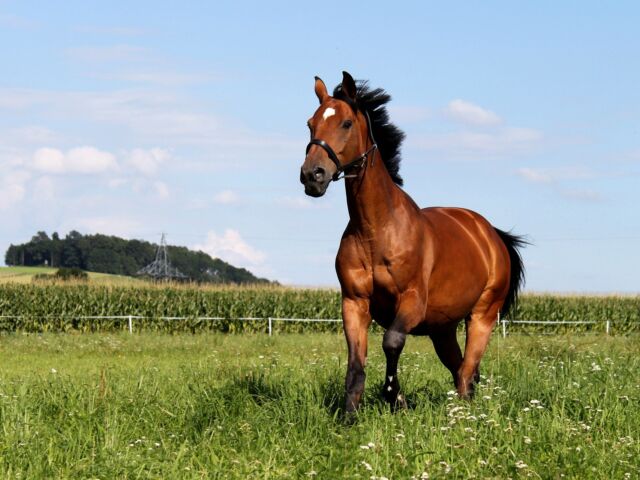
[{"xmin": 300, "ymin": 166, "xmax": 330, "ymax": 197}]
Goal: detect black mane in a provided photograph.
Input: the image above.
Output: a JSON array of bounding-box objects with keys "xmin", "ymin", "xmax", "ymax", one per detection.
[{"xmin": 333, "ymin": 80, "xmax": 405, "ymax": 186}]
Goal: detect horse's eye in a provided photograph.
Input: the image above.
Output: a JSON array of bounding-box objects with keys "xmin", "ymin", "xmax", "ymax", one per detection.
[{"xmin": 342, "ymin": 120, "xmax": 353, "ymax": 129}]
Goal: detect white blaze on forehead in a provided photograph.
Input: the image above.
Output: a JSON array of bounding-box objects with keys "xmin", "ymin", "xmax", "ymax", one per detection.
[{"xmin": 322, "ymin": 107, "xmax": 336, "ymax": 120}]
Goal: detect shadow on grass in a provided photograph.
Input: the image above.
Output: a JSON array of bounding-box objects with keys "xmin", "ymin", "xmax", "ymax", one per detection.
[{"xmin": 187, "ymin": 372, "xmax": 454, "ymax": 436}]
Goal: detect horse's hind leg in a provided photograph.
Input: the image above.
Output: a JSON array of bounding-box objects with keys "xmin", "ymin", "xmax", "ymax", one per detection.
[
  {"xmin": 430, "ymin": 324, "xmax": 463, "ymax": 389},
  {"xmin": 464, "ymin": 316, "xmax": 481, "ymax": 385},
  {"xmin": 458, "ymin": 298, "xmax": 501, "ymax": 399}
]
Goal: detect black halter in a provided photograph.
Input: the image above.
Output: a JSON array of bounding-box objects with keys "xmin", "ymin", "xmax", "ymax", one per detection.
[{"xmin": 305, "ymin": 110, "xmax": 378, "ymax": 182}]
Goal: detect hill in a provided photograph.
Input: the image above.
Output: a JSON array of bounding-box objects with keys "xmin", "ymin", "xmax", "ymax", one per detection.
[
  {"xmin": 4, "ymin": 231, "xmax": 270, "ymax": 284},
  {"xmin": 0, "ymin": 266, "xmax": 144, "ymax": 285}
]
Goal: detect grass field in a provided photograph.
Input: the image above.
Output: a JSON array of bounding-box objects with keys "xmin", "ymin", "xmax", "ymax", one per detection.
[
  {"xmin": 0, "ymin": 266, "xmax": 144, "ymax": 285},
  {"xmin": 0, "ymin": 332, "xmax": 638, "ymax": 479}
]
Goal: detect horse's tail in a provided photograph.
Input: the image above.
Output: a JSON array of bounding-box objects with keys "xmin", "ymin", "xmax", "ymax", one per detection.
[{"xmin": 494, "ymin": 228, "xmax": 527, "ymax": 318}]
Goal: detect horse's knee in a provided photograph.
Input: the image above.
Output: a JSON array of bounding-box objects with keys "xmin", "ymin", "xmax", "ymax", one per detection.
[{"xmin": 383, "ymin": 330, "xmax": 406, "ymax": 356}]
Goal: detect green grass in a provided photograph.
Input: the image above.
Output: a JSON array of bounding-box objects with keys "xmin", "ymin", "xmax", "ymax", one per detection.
[
  {"xmin": 0, "ymin": 266, "xmax": 144, "ymax": 285},
  {"xmin": 0, "ymin": 333, "xmax": 638, "ymax": 479}
]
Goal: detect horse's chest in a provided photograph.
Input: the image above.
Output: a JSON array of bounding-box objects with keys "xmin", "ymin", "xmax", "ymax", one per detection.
[
  {"xmin": 368, "ymin": 264, "xmax": 400, "ymax": 322},
  {"xmin": 372, "ymin": 263, "xmax": 397, "ymax": 291}
]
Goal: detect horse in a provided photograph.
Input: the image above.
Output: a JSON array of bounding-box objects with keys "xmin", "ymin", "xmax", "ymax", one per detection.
[{"xmin": 300, "ymin": 71, "xmax": 526, "ymax": 414}]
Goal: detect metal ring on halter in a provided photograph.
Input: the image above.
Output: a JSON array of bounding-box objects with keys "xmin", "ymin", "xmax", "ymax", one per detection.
[{"xmin": 305, "ymin": 110, "xmax": 378, "ymax": 182}]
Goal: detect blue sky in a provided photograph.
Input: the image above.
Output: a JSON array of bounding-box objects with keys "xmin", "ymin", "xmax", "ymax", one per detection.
[{"xmin": 1, "ymin": 1, "xmax": 639, "ymax": 291}]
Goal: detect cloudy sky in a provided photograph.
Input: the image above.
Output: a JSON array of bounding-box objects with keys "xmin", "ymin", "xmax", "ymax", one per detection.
[{"xmin": 1, "ymin": 1, "xmax": 639, "ymax": 291}]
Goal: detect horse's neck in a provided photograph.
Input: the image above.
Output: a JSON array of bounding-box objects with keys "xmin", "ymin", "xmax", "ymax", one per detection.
[{"xmin": 345, "ymin": 151, "xmax": 408, "ymax": 235}]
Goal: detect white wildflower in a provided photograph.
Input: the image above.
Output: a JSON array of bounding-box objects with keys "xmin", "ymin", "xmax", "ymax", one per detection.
[{"xmin": 515, "ymin": 460, "xmax": 528, "ymax": 469}]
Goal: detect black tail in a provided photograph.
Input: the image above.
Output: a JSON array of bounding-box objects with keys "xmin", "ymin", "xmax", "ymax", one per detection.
[{"xmin": 494, "ymin": 228, "xmax": 527, "ymax": 318}]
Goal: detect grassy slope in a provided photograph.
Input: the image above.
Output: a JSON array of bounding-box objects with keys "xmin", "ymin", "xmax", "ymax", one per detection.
[
  {"xmin": 0, "ymin": 266, "xmax": 144, "ymax": 285},
  {"xmin": 0, "ymin": 333, "xmax": 638, "ymax": 479}
]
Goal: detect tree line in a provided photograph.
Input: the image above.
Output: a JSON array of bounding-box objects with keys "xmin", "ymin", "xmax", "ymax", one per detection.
[{"xmin": 4, "ymin": 231, "xmax": 270, "ymax": 284}]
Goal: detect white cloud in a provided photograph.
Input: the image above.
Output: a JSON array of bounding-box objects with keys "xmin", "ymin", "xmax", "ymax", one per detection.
[
  {"xmin": 276, "ymin": 196, "xmax": 329, "ymax": 210},
  {"xmin": 213, "ymin": 190, "xmax": 241, "ymax": 205},
  {"xmin": 74, "ymin": 25, "xmax": 147, "ymax": 36},
  {"xmin": 0, "ymin": 88, "xmax": 298, "ymax": 158},
  {"xmin": 0, "ymin": 169, "xmax": 30, "ymax": 210},
  {"xmin": 153, "ymin": 181, "xmax": 170, "ymax": 199},
  {"xmin": 516, "ymin": 167, "xmax": 553, "ymax": 184},
  {"xmin": 2, "ymin": 126, "xmax": 60, "ymax": 145},
  {"xmin": 96, "ymin": 70, "xmax": 210, "ymax": 87},
  {"xmin": 0, "ymin": 184, "xmax": 25, "ymax": 210},
  {"xmin": 194, "ymin": 229, "xmax": 266, "ymax": 268},
  {"xmin": 65, "ymin": 216, "xmax": 141, "ymax": 238},
  {"xmin": 32, "ymin": 176, "xmax": 56, "ymax": 203},
  {"xmin": 517, "ymin": 166, "xmax": 603, "ymax": 202},
  {"xmin": 0, "ymin": 13, "xmax": 38, "ymax": 29},
  {"xmin": 560, "ymin": 189, "xmax": 602, "ymax": 202},
  {"xmin": 32, "ymin": 146, "xmax": 117, "ymax": 174},
  {"xmin": 126, "ymin": 148, "xmax": 170, "ymax": 176},
  {"xmin": 388, "ymin": 105, "xmax": 431, "ymax": 124},
  {"xmin": 65, "ymin": 45, "xmax": 151, "ymax": 63},
  {"xmin": 412, "ymin": 127, "xmax": 542, "ymax": 157},
  {"xmin": 444, "ymin": 99, "xmax": 502, "ymax": 126},
  {"xmin": 107, "ymin": 178, "xmax": 128, "ymax": 188},
  {"xmin": 517, "ymin": 166, "xmax": 597, "ymax": 184}
]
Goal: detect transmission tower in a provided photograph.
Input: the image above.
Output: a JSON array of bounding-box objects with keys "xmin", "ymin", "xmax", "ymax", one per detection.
[{"xmin": 136, "ymin": 233, "xmax": 188, "ymax": 280}]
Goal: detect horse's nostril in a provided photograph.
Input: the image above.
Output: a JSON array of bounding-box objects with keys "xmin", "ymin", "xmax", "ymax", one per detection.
[{"xmin": 313, "ymin": 167, "xmax": 326, "ymax": 182}]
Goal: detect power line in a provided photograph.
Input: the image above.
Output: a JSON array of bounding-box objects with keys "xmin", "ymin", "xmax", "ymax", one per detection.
[{"xmin": 136, "ymin": 233, "xmax": 187, "ymax": 280}]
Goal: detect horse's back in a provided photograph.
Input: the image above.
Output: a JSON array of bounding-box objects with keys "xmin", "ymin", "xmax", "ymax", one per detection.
[{"xmin": 420, "ymin": 207, "xmax": 510, "ymax": 322}]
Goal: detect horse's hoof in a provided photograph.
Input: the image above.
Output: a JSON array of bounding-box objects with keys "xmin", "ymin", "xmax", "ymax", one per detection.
[
  {"xmin": 343, "ymin": 410, "xmax": 358, "ymax": 425},
  {"xmin": 395, "ymin": 394, "xmax": 408, "ymax": 410}
]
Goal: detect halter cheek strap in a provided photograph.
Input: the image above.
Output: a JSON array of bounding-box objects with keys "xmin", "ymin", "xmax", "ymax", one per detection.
[{"xmin": 305, "ymin": 111, "xmax": 378, "ymax": 182}]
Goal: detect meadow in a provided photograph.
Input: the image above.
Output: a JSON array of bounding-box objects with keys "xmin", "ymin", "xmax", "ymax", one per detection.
[
  {"xmin": 0, "ymin": 266, "xmax": 143, "ymax": 286},
  {"xmin": 0, "ymin": 332, "xmax": 638, "ymax": 479}
]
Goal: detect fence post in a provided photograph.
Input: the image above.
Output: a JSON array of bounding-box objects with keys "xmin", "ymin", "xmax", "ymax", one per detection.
[
  {"xmin": 128, "ymin": 315, "xmax": 133, "ymax": 334},
  {"xmin": 268, "ymin": 317, "xmax": 272, "ymax": 336},
  {"xmin": 497, "ymin": 311, "xmax": 501, "ymax": 325},
  {"xmin": 502, "ymin": 320, "xmax": 507, "ymax": 338},
  {"xmin": 605, "ymin": 320, "xmax": 610, "ymax": 336}
]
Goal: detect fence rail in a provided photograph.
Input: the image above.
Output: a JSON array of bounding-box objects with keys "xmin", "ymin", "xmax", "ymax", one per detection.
[{"xmin": 0, "ymin": 314, "xmax": 636, "ymax": 336}]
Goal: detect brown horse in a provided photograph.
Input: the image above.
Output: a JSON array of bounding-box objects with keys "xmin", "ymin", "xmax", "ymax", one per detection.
[{"xmin": 300, "ymin": 72, "xmax": 526, "ymax": 413}]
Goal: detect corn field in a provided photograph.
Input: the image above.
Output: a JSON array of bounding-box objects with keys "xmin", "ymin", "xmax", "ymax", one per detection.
[{"xmin": 0, "ymin": 283, "xmax": 638, "ymax": 334}]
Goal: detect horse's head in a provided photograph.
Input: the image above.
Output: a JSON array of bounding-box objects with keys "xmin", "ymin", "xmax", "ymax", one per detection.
[{"xmin": 300, "ymin": 71, "xmax": 372, "ymax": 197}]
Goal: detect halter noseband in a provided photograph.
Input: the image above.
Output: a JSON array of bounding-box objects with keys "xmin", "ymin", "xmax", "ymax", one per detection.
[{"xmin": 305, "ymin": 110, "xmax": 378, "ymax": 182}]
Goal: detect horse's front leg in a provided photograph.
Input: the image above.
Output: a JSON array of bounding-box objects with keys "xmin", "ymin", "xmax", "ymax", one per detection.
[
  {"xmin": 342, "ymin": 297, "xmax": 372, "ymax": 414},
  {"xmin": 381, "ymin": 328, "xmax": 407, "ymax": 408},
  {"xmin": 381, "ymin": 291, "xmax": 425, "ymax": 409}
]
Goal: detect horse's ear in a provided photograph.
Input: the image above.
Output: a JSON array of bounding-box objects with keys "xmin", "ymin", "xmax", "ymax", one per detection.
[
  {"xmin": 341, "ymin": 71, "xmax": 357, "ymax": 101},
  {"xmin": 314, "ymin": 76, "xmax": 329, "ymax": 104}
]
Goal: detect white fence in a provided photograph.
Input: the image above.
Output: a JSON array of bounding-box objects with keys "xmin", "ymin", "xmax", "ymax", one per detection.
[
  {"xmin": 0, "ymin": 315, "xmax": 342, "ymax": 335},
  {"xmin": 0, "ymin": 314, "xmax": 627, "ymax": 336},
  {"xmin": 498, "ymin": 319, "xmax": 611, "ymax": 337}
]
